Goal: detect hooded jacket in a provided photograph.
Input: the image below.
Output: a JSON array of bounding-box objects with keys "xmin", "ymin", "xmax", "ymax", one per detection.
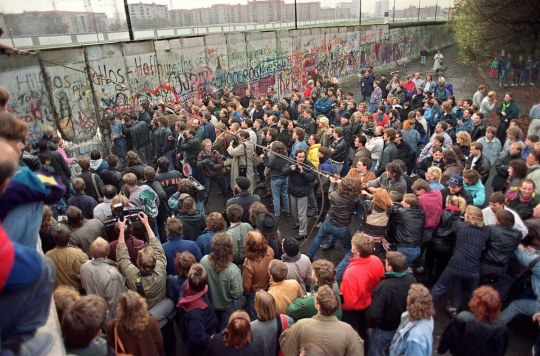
[{"xmin": 177, "ymin": 212, "xmax": 207, "ymax": 242}]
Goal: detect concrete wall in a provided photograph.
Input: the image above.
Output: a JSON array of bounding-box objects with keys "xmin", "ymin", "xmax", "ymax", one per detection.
[{"xmin": 0, "ymin": 23, "xmax": 453, "ymax": 157}]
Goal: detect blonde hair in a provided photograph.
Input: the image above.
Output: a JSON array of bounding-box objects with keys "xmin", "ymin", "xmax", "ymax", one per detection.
[
  {"xmin": 456, "ymin": 131, "xmax": 471, "ymax": 146},
  {"xmin": 427, "ymin": 166, "xmax": 442, "ymax": 181},
  {"xmin": 465, "ymin": 205, "xmax": 484, "ymax": 227},
  {"xmin": 318, "ymin": 116, "xmax": 329, "ymax": 128},
  {"xmin": 255, "ymin": 290, "xmax": 278, "ymax": 322},
  {"xmin": 137, "ymin": 246, "xmax": 157, "ymax": 273},
  {"xmin": 89, "ymin": 237, "xmax": 110, "ymax": 259},
  {"xmin": 407, "ymin": 284, "xmax": 435, "ymax": 321},
  {"xmin": 445, "ymin": 195, "xmax": 467, "ymax": 215}
]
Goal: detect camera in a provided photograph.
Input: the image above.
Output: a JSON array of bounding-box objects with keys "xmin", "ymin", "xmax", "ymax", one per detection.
[
  {"xmin": 103, "ymin": 204, "xmax": 144, "ymax": 228},
  {"xmin": 230, "ymin": 135, "xmax": 239, "ymax": 147}
]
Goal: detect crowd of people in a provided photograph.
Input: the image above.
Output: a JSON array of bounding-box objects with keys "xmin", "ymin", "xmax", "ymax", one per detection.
[{"xmin": 1, "ymin": 49, "xmax": 540, "ymax": 356}]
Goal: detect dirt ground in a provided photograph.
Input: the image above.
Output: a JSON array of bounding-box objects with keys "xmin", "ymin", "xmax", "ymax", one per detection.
[{"xmin": 201, "ymin": 45, "xmax": 538, "ymax": 356}]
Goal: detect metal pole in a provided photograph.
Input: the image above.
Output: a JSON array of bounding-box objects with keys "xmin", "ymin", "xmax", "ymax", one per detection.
[
  {"xmin": 393, "ymin": 0, "xmax": 396, "ymax": 23},
  {"xmin": 8, "ymin": 28, "xmax": 16, "ymax": 47},
  {"xmin": 294, "ymin": 0, "xmax": 298, "ymax": 29},
  {"xmin": 418, "ymin": 0, "xmax": 421, "ymax": 21},
  {"xmin": 435, "ymin": 0, "xmax": 438, "ymax": 20},
  {"xmin": 359, "ymin": 0, "xmax": 362, "ymax": 25},
  {"xmin": 88, "ymin": 0, "xmax": 100, "ymax": 43},
  {"xmin": 123, "ymin": 0, "xmax": 134, "ymax": 40}
]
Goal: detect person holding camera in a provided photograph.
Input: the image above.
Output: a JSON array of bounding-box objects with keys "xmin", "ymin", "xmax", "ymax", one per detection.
[
  {"xmin": 197, "ymin": 139, "xmax": 227, "ymax": 204},
  {"xmin": 227, "ymin": 130, "xmax": 256, "ymax": 194},
  {"xmin": 178, "ymin": 129, "xmax": 203, "ymax": 184},
  {"xmin": 282, "ymin": 149, "xmax": 317, "ymax": 241}
]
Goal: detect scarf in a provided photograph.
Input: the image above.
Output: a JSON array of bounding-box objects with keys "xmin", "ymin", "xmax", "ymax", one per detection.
[
  {"xmin": 376, "ymin": 113, "xmax": 385, "ymax": 124},
  {"xmin": 177, "ymin": 284, "xmax": 209, "ymax": 312},
  {"xmin": 505, "ymin": 190, "xmax": 535, "ymax": 204}
]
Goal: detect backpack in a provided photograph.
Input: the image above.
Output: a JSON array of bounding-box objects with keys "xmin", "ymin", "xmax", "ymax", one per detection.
[{"xmin": 140, "ymin": 188, "xmax": 159, "ymax": 218}]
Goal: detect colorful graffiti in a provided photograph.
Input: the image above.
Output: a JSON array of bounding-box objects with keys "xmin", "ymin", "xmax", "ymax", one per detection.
[{"xmin": 0, "ymin": 23, "xmax": 452, "ymax": 157}]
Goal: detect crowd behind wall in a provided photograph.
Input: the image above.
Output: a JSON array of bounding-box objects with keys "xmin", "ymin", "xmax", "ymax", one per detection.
[{"xmin": 0, "ymin": 23, "xmax": 452, "ymax": 158}]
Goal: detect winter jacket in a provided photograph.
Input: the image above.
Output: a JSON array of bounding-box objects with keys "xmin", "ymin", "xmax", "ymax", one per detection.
[
  {"xmin": 330, "ymin": 137, "xmax": 347, "ymax": 162},
  {"xmin": 80, "ymin": 258, "xmax": 126, "ymax": 322},
  {"xmin": 242, "ymin": 246, "xmax": 274, "ymax": 295},
  {"xmin": 39, "ymin": 147, "xmax": 71, "ymax": 186},
  {"xmin": 226, "ymin": 192, "xmax": 261, "ymax": 223},
  {"xmin": 265, "ymin": 156, "xmax": 288, "ymax": 180},
  {"xmin": 437, "ymin": 311, "xmax": 508, "ymax": 356},
  {"xmin": 464, "ymin": 180, "xmax": 486, "ymax": 207},
  {"xmin": 70, "ymin": 219, "xmax": 107, "ymax": 258},
  {"xmin": 327, "ymin": 191, "xmax": 362, "ymax": 227},
  {"xmin": 196, "ymin": 150, "xmax": 224, "ymax": 178},
  {"xmin": 365, "ymin": 273, "xmax": 417, "ymax": 331},
  {"xmin": 178, "ymin": 288, "xmax": 217, "ymax": 356},
  {"xmin": 99, "ymin": 168, "xmax": 124, "ymax": 191},
  {"xmin": 432, "ymin": 206, "xmax": 461, "ymax": 246},
  {"xmin": 200, "ymin": 256, "xmax": 242, "ymax": 310},
  {"xmin": 376, "ymin": 142, "xmax": 397, "ymax": 177},
  {"xmin": 361, "ymin": 75, "xmax": 374, "ymax": 96},
  {"xmin": 456, "ymin": 117, "xmax": 473, "ymax": 133},
  {"xmin": 388, "ymin": 206, "xmax": 425, "ymax": 247},
  {"xmin": 45, "ymin": 246, "xmax": 88, "ymax": 292},
  {"xmin": 527, "ymin": 164, "xmax": 540, "ymax": 195},
  {"xmin": 447, "ymin": 221, "xmax": 491, "ymax": 273},
  {"xmin": 481, "ymin": 225, "xmax": 521, "ymax": 270},
  {"xmin": 507, "ymin": 195, "xmax": 540, "ymax": 220},
  {"xmin": 123, "ymin": 163, "xmax": 146, "ymax": 182},
  {"xmin": 77, "ymin": 170, "xmax": 104, "ymax": 202},
  {"xmin": 465, "ymin": 154, "xmax": 491, "ymax": 184},
  {"xmin": 163, "ymin": 235, "xmax": 202, "ymax": 275},
  {"xmin": 226, "ymin": 222, "xmax": 253, "ymax": 265},
  {"xmin": 282, "ymin": 160, "xmax": 317, "ymax": 198},
  {"xmin": 155, "ymin": 170, "xmax": 183, "ymax": 198},
  {"xmin": 130, "ymin": 120, "xmax": 150, "ymax": 153},
  {"xmin": 492, "ymin": 152, "xmax": 523, "ymax": 192},
  {"xmin": 307, "ymin": 143, "xmax": 321, "ymax": 168},
  {"xmin": 177, "ymin": 212, "xmax": 207, "ymax": 242},
  {"xmin": 89, "ymin": 159, "xmax": 108, "ymax": 175},
  {"xmin": 367, "ymin": 173, "xmax": 407, "ymax": 203},
  {"xmin": 340, "ymin": 255, "xmax": 385, "ymax": 311},
  {"xmin": 67, "ymin": 193, "xmax": 98, "ymax": 220},
  {"xmin": 179, "ymin": 137, "xmax": 201, "ymax": 166},
  {"xmin": 314, "ymin": 97, "xmax": 332, "ymax": 116},
  {"xmin": 470, "ymin": 122, "xmax": 486, "ymax": 142},
  {"xmin": 418, "ymin": 189, "xmax": 443, "ymax": 229},
  {"xmin": 156, "ymin": 126, "xmax": 175, "ymax": 157},
  {"xmin": 496, "ymin": 99, "xmax": 520, "ymax": 122}
]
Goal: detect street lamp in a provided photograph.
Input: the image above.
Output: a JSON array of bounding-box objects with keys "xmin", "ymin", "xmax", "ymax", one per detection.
[{"xmin": 393, "ymin": 0, "xmax": 396, "ymax": 23}]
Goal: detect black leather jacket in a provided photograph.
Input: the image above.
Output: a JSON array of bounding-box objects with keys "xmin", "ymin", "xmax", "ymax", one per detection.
[
  {"xmin": 465, "ymin": 154, "xmax": 491, "ymax": 184},
  {"xmin": 388, "ymin": 206, "xmax": 425, "ymax": 247},
  {"xmin": 326, "ymin": 191, "xmax": 362, "ymax": 227},
  {"xmin": 431, "ymin": 207, "xmax": 461, "ymax": 245},
  {"xmin": 330, "ymin": 137, "xmax": 347, "ymax": 162},
  {"xmin": 282, "ymin": 160, "xmax": 317, "ymax": 198},
  {"xmin": 481, "ymin": 225, "xmax": 521, "ymax": 267},
  {"xmin": 99, "ymin": 168, "xmax": 124, "ymax": 191}
]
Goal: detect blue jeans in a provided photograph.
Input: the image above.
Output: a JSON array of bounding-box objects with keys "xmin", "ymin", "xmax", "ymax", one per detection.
[
  {"xmin": 4, "ymin": 202, "xmax": 43, "ymax": 248},
  {"xmin": 368, "ymin": 327, "xmax": 397, "ymax": 356},
  {"xmin": 307, "ymin": 220, "xmax": 344, "ymax": 259},
  {"xmin": 245, "ymin": 292, "xmax": 257, "ymax": 321},
  {"xmin": 369, "ymin": 103, "xmax": 378, "ymax": 113},
  {"xmin": 271, "ymin": 177, "xmax": 290, "ymax": 216},
  {"xmin": 214, "ymin": 299, "xmax": 241, "ymax": 333},
  {"xmin": 397, "ymin": 247, "xmax": 421, "ymax": 265},
  {"xmin": 337, "ymin": 251, "xmax": 354, "ymax": 281},
  {"xmin": 0, "ymin": 256, "xmax": 55, "ymax": 341},
  {"xmin": 114, "ymin": 137, "xmax": 127, "ymax": 159},
  {"xmin": 499, "ymin": 69, "xmax": 508, "ymax": 86},
  {"xmin": 150, "ymin": 219, "xmax": 160, "ymax": 242},
  {"xmin": 54, "ymin": 198, "xmax": 67, "ymax": 215},
  {"xmin": 499, "ymin": 297, "xmax": 540, "ymax": 324},
  {"xmin": 370, "ymin": 159, "xmax": 378, "ymax": 173},
  {"xmin": 163, "ymin": 150, "xmax": 175, "ymax": 171},
  {"xmin": 431, "ymin": 265, "xmax": 479, "ymax": 309},
  {"xmin": 421, "ymin": 56, "xmax": 426, "ymax": 65}
]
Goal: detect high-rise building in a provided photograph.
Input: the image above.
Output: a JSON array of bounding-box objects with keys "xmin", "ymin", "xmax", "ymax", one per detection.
[
  {"xmin": 375, "ymin": 0, "xmax": 390, "ymax": 17},
  {"xmin": 128, "ymin": 2, "xmax": 169, "ymax": 21}
]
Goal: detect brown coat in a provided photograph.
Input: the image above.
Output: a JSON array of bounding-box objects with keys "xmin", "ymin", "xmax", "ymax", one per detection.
[
  {"xmin": 242, "ymin": 246, "xmax": 274, "ymax": 295},
  {"xmin": 441, "ymin": 162, "xmax": 464, "ymax": 188},
  {"xmin": 46, "ymin": 246, "xmax": 88, "ymax": 292},
  {"xmin": 106, "ymin": 315, "xmax": 163, "ymax": 356}
]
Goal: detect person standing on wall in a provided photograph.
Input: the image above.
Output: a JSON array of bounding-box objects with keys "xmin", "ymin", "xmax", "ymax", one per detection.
[{"xmin": 420, "ymin": 46, "xmax": 428, "ymax": 66}]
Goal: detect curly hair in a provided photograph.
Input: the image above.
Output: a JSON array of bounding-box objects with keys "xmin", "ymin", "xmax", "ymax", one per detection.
[
  {"xmin": 337, "ymin": 177, "xmax": 361, "ymax": 196},
  {"xmin": 465, "ymin": 205, "xmax": 484, "ymax": 227},
  {"xmin": 270, "ymin": 141, "xmax": 287, "ymax": 156},
  {"xmin": 40, "ymin": 205, "xmax": 55, "ymax": 233},
  {"xmin": 205, "ymin": 212, "xmax": 225, "ymax": 232},
  {"xmin": 372, "ymin": 188, "xmax": 393, "ymax": 212},
  {"xmin": 469, "ymin": 286, "xmax": 501, "ymax": 324},
  {"xmin": 244, "ymin": 230, "xmax": 268, "ymax": 261},
  {"xmin": 249, "ymin": 202, "xmax": 268, "ymax": 226},
  {"xmin": 508, "ymin": 159, "xmax": 529, "ymax": 180},
  {"xmin": 463, "ymin": 169, "xmax": 481, "ymax": 185},
  {"xmin": 209, "ymin": 232, "xmax": 234, "ymax": 274},
  {"xmin": 116, "ymin": 290, "xmax": 149, "ymax": 337},
  {"xmin": 456, "ymin": 131, "xmax": 471, "ymax": 146},
  {"xmin": 174, "ymin": 251, "xmax": 197, "ymax": 277},
  {"xmin": 407, "ymin": 284, "xmax": 435, "ymax": 321},
  {"xmin": 312, "ymin": 259, "xmax": 336, "ymax": 287},
  {"xmin": 125, "ymin": 150, "xmax": 142, "ymax": 166}
]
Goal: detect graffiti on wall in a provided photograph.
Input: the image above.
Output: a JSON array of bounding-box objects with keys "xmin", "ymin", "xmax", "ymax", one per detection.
[{"xmin": 1, "ymin": 23, "xmax": 452, "ymax": 157}]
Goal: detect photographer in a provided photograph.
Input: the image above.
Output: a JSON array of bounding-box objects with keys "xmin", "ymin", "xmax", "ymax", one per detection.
[
  {"xmin": 178, "ymin": 129, "xmax": 203, "ymax": 184},
  {"xmin": 197, "ymin": 139, "xmax": 227, "ymax": 204},
  {"xmin": 227, "ymin": 130, "xmax": 256, "ymax": 194}
]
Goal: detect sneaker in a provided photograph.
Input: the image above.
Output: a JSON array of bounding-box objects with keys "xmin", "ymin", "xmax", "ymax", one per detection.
[
  {"xmin": 413, "ymin": 267, "xmax": 425, "ymax": 274},
  {"xmin": 307, "ymin": 210, "xmax": 318, "ymax": 217},
  {"xmin": 283, "ymin": 211, "xmax": 291, "ymax": 217},
  {"xmin": 521, "ymin": 83, "xmax": 526, "ymax": 86},
  {"xmin": 410, "ymin": 173, "xmax": 418, "ymax": 178},
  {"xmin": 511, "ymin": 83, "xmax": 516, "ymax": 86},
  {"xmin": 294, "ymin": 234, "xmax": 307, "ymax": 241},
  {"xmin": 293, "ymin": 223, "xmax": 300, "ymax": 229},
  {"xmin": 315, "ymin": 222, "xmax": 322, "ymax": 228},
  {"xmin": 321, "ymin": 242, "xmax": 335, "ymax": 251},
  {"xmin": 504, "ymin": 84, "xmax": 508, "ymax": 87},
  {"xmin": 257, "ymin": 182, "xmax": 265, "ymax": 189}
]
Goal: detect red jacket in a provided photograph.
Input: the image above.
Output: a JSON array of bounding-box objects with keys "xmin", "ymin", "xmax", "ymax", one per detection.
[
  {"xmin": 372, "ymin": 113, "xmax": 389, "ymax": 127},
  {"xmin": 0, "ymin": 222, "xmax": 15, "ymax": 292},
  {"xmin": 340, "ymin": 255, "xmax": 385, "ymax": 311},
  {"xmin": 419, "ymin": 189, "xmax": 443, "ymax": 229}
]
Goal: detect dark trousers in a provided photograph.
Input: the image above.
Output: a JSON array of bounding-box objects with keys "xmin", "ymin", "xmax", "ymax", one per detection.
[
  {"xmin": 342, "ymin": 309, "xmax": 370, "ymax": 352},
  {"xmin": 424, "ymin": 242, "xmax": 453, "ymax": 283},
  {"xmin": 204, "ymin": 175, "xmax": 227, "ymax": 202},
  {"xmin": 496, "ymin": 120, "xmax": 509, "ymax": 144}
]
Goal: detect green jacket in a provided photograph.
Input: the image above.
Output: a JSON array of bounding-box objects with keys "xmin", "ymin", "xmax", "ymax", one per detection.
[
  {"xmin": 200, "ymin": 255, "xmax": 243, "ymax": 310},
  {"xmin": 117, "ymin": 236, "xmax": 167, "ymax": 310},
  {"xmin": 496, "ymin": 99, "xmax": 519, "ymax": 122},
  {"xmin": 287, "ymin": 282, "xmax": 342, "ymax": 321},
  {"xmin": 226, "ymin": 222, "xmax": 253, "ymax": 265}
]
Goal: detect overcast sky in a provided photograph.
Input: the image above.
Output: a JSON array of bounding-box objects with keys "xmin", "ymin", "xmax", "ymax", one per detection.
[{"xmin": 0, "ymin": 0, "xmax": 446, "ymax": 16}]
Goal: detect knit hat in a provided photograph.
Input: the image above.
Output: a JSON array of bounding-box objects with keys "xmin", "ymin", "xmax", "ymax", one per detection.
[
  {"xmin": 235, "ymin": 177, "xmax": 251, "ymax": 191},
  {"xmin": 446, "ymin": 174, "xmax": 463, "ymax": 187},
  {"xmin": 256, "ymin": 213, "xmax": 278, "ymax": 236},
  {"xmin": 283, "ymin": 237, "xmax": 299, "ymax": 256},
  {"xmin": 341, "ymin": 112, "xmax": 351, "ymax": 119}
]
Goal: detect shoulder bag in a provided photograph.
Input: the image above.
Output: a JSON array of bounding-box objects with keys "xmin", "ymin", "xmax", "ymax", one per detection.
[{"xmin": 114, "ymin": 324, "xmax": 133, "ymax": 356}]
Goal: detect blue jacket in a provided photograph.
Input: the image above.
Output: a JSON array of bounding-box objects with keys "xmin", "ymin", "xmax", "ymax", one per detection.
[
  {"xmin": 455, "ymin": 117, "xmax": 473, "ymax": 133},
  {"xmin": 203, "ymin": 123, "xmax": 216, "ymax": 141},
  {"xmin": 361, "ymin": 76, "xmax": 374, "ymax": 96},
  {"xmin": 390, "ymin": 312, "xmax": 434, "ymax": 356},
  {"xmin": 430, "ymin": 106, "xmax": 443, "ymax": 126},
  {"xmin": 162, "ymin": 235, "xmax": 202, "ymax": 275},
  {"xmin": 290, "ymin": 140, "xmax": 308, "ymax": 158},
  {"xmin": 196, "ymin": 230, "xmax": 216, "ymax": 257},
  {"xmin": 514, "ymin": 249, "xmax": 540, "ymax": 301},
  {"xmin": 314, "ymin": 97, "xmax": 332, "ymax": 116},
  {"xmin": 464, "ymin": 180, "xmax": 486, "ymax": 207}
]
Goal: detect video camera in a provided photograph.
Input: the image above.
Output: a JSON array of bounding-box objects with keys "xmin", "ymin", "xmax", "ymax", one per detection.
[{"xmin": 103, "ymin": 204, "xmax": 144, "ymax": 228}]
